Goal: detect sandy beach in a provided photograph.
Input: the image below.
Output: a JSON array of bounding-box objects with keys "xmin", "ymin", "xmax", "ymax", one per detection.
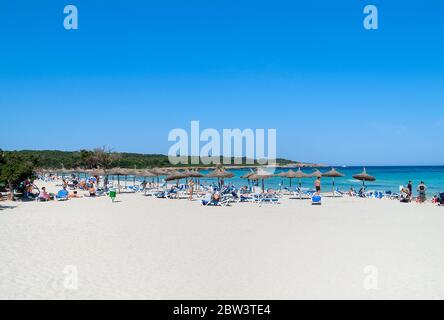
[{"xmin": 1, "ymin": 180, "xmax": 443, "ymax": 300}]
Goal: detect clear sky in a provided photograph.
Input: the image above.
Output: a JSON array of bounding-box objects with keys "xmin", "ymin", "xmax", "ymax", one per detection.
[{"xmin": 0, "ymin": 0, "xmax": 443, "ymax": 165}]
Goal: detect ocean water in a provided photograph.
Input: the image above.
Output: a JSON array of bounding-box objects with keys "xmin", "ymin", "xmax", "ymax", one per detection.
[{"xmin": 107, "ymin": 166, "xmax": 444, "ymax": 196}]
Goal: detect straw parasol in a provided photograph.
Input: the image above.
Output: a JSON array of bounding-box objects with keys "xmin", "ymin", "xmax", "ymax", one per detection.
[
  {"xmin": 205, "ymin": 167, "xmax": 234, "ymax": 187},
  {"xmin": 322, "ymin": 168, "xmax": 345, "ymax": 195},
  {"xmin": 139, "ymin": 169, "xmax": 156, "ymax": 178},
  {"xmin": 149, "ymin": 167, "xmax": 171, "ymax": 186},
  {"xmin": 353, "ymin": 168, "xmax": 376, "ymax": 187},
  {"xmin": 291, "ymin": 168, "xmax": 311, "ymax": 189},
  {"xmin": 310, "ymin": 169, "xmax": 323, "ymax": 178},
  {"xmin": 164, "ymin": 171, "xmax": 187, "ymax": 185},
  {"xmin": 246, "ymin": 170, "xmax": 275, "ymax": 192},
  {"xmin": 287, "ymin": 168, "xmax": 311, "ymax": 199},
  {"xmin": 182, "ymin": 169, "xmax": 204, "ymax": 178},
  {"xmin": 205, "ymin": 167, "xmax": 234, "ymax": 178},
  {"xmin": 241, "ymin": 171, "xmax": 255, "ymax": 179},
  {"xmin": 277, "ymin": 169, "xmax": 299, "ymax": 187},
  {"xmin": 106, "ymin": 168, "xmax": 125, "ymax": 190},
  {"xmin": 150, "ymin": 168, "xmax": 169, "ymax": 176}
]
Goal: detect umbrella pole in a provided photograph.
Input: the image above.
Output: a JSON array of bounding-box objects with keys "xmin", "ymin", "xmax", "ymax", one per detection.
[{"xmin": 262, "ymin": 179, "xmax": 265, "ymax": 193}]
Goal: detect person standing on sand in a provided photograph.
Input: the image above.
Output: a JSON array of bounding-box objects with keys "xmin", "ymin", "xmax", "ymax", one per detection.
[
  {"xmin": 314, "ymin": 177, "xmax": 321, "ymax": 195},
  {"xmin": 407, "ymin": 180, "xmax": 413, "ymax": 199},
  {"xmin": 417, "ymin": 181, "xmax": 427, "ymax": 203},
  {"xmin": 188, "ymin": 179, "xmax": 195, "ymax": 200}
]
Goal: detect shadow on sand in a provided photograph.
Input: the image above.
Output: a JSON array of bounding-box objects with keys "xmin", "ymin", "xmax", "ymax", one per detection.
[{"xmin": 0, "ymin": 204, "xmax": 17, "ymax": 210}]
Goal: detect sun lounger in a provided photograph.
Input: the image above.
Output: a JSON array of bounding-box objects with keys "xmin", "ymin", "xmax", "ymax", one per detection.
[{"xmin": 333, "ymin": 188, "xmax": 344, "ymax": 197}]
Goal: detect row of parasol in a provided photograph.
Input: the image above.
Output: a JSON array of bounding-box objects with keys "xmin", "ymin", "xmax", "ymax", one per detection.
[
  {"xmin": 35, "ymin": 166, "xmax": 376, "ymax": 192},
  {"xmin": 242, "ymin": 167, "xmax": 375, "ymax": 191}
]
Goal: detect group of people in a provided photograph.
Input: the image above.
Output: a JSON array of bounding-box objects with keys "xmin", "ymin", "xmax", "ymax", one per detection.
[
  {"xmin": 38, "ymin": 186, "xmax": 82, "ymax": 201},
  {"xmin": 37, "ymin": 176, "xmax": 99, "ymax": 201},
  {"xmin": 400, "ymin": 181, "xmax": 427, "ymax": 203}
]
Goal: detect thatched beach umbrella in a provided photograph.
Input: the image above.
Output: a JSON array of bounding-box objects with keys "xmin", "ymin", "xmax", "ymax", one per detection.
[
  {"xmin": 139, "ymin": 169, "xmax": 156, "ymax": 179},
  {"xmin": 182, "ymin": 169, "xmax": 203, "ymax": 178},
  {"xmin": 278, "ymin": 169, "xmax": 298, "ymax": 187},
  {"xmin": 322, "ymin": 168, "xmax": 345, "ymax": 195},
  {"xmin": 182, "ymin": 169, "xmax": 203, "ymax": 189},
  {"xmin": 240, "ymin": 171, "xmax": 255, "ymax": 179},
  {"xmin": 107, "ymin": 168, "xmax": 126, "ymax": 191},
  {"xmin": 121, "ymin": 168, "xmax": 143, "ymax": 187},
  {"xmin": 165, "ymin": 171, "xmax": 187, "ymax": 186},
  {"xmin": 205, "ymin": 167, "xmax": 234, "ymax": 187},
  {"xmin": 149, "ymin": 167, "xmax": 170, "ymax": 186},
  {"xmin": 247, "ymin": 170, "xmax": 275, "ymax": 192},
  {"xmin": 353, "ymin": 168, "xmax": 376, "ymax": 187},
  {"xmin": 310, "ymin": 169, "xmax": 323, "ymax": 178},
  {"xmin": 292, "ymin": 168, "xmax": 311, "ymax": 189},
  {"xmin": 240, "ymin": 169, "xmax": 255, "ymax": 187},
  {"xmin": 288, "ymin": 168, "xmax": 311, "ymax": 199}
]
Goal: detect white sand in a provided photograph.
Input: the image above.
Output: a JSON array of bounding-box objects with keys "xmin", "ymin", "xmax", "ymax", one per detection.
[{"xmin": 1, "ymin": 180, "xmax": 444, "ymax": 299}]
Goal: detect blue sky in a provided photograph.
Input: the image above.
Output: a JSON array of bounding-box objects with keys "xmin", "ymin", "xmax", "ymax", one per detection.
[{"xmin": 0, "ymin": 0, "xmax": 443, "ymax": 165}]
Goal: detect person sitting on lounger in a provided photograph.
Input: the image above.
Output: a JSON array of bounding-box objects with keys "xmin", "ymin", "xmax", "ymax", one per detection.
[{"xmin": 39, "ymin": 187, "xmax": 51, "ymax": 201}]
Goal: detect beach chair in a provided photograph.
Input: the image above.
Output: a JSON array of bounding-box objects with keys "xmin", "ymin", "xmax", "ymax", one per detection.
[
  {"xmin": 258, "ymin": 196, "xmax": 280, "ymax": 205},
  {"xmin": 56, "ymin": 190, "xmax": 69, "ymax": 201},
  {"xmin": 293, "ymin": 188, "xmax": 310, "ymax": 199},
  {"xmin": 375, "ymin": 191, "xmax": 384, "ymax": 199},
  {"xmin": 334, "ymin": 188, "xmax": 344, "ymax": 197}
]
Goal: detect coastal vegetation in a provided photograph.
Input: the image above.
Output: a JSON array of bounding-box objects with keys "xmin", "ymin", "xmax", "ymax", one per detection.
[{"xmin": 0, "ymin": 149, "xmax": 300, "ymax": 170}]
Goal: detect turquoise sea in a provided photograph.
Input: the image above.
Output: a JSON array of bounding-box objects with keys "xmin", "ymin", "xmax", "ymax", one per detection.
[{"xmin": 108, "ymin": 166, "xmax": 444, "ymax": 196}]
